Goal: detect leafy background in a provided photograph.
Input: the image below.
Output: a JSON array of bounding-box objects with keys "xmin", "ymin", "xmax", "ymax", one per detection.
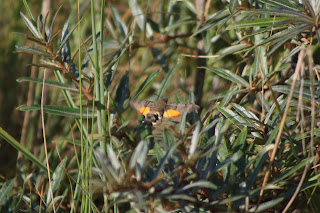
[{"xmin": 1, "ymin": 0, "xmax": 320, "ymax": 212}]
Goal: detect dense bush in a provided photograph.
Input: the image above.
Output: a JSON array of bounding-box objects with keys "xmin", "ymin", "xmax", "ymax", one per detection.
[{"xmin": 1, "ymin": 0, "xmax": 320, "ymax": 212}]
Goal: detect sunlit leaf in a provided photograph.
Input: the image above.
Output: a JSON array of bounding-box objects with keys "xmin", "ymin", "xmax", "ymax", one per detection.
[
  {"xmin": 129, "ymin": 140, "xmax": 148, "ymax": 181},
  {"xmin": 129, "ymin": 0, "xmax": 153, "ymax": 38},
  {"xmin": 206, "ymin": 67, "xmax": 250, "ymax": 88},
  {"xmin": 226, "ymin": 17, "xmax": 292, "ymax": 30},
  {"xmin": 20, "ymin": 12, "xmax": 42, "ymax": 39},
  {"xmin": 259, "ymin": 0, "xmax": 301, "ymax": 11},
  {"xmin": 111, "ymin": 4, "xmax": 128, "ymax": 37},
  {"xmin": 15, "ymin": 45, "xmax": 50, "ymax": 56}
]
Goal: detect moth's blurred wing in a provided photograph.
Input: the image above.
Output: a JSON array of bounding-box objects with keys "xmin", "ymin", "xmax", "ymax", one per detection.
[
  {"xmin": 164, "ymin": 103, "xmax": 199, "ymax": 118},
  {"xmin": 130, "ymin": 100, "xmax": 153, "ymax": 115},
  {"xmin": 163, "ymin": 109, "xmax": 181, "ymax": 118}
]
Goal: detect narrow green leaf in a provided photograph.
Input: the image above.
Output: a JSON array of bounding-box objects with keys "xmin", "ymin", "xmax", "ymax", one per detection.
[
  {"xmin": 20, "ymin": 12, "xmax": 42, "ymax": 39},
  {"xmin": 247, "ymin": 8, "xmax": 311, "ymax": 20},
  {"xmin": 0, "ymin": 177, "xmax": 16, "ymax": 206},
  {"xmin": 40, "ymin": 13, "xmax": 50, "ymax": 43},
  {"xmin": 215, "ymin": 143, "xmax": 243, "ymax": 173},
  {"xmin": 28, "ymin": 63, "xmax": 62, "ymax": 70},
  {"xmin": 272, "ymin": 85, "xmax": 312, "ymax": 101},
  {"xmin": 46, "ymin": 158, "xmax": 67, "ymax": 204},
  {"xmin": 259, "ymin": 0, "xmax": 301, "ymax": 11},
  {"xmin": 115, "ymin": 71, "xmax": 129, "ymax": 111},
  {"xmin": 54, "ymin": 189, "xmax": 68, "ymax": 213},
  {"xmin": 22, "ymin": 195, "xmax": 45, "ymax": 212},
  {"xmin": 213, "ymin": 43, "xmax": 251, "ymax": 62},
  {"xmin": 232, "ymin": 127, "xmax": 247, "ymax": 152},
  {"xmin": 15, "ymin": 173, "xmax": 33, "ymax": 209},
  {"xmin": 104, "ymin": 32, "xmax": 131, "ymax": 86},
  {"xmin": 17, "ymin": 77, "xmax": 78, "ymax": 92},
  {"xmin": 166, "ymin": 194, "xmax": 197, "ymax": 202},
  {"xmin": 15, "ymin": 45, "xmax": 50, "ymax": 57},
  {"xmin": 151, "ymin": 48, "xmax": 169, "ymax": 72},
  {"xmin": 111, "ymin": 4, "xmax": 128, "ymax": 37},
  {"xmin": 179, "ymin": 110, "xmax": 187, "ymax": 137},
  {"xmin": 255, "ymin": 25, "xmax": 309, "ymax": 51},
  {"xmin": 294, "ymin": 128, "xmax": 320, "ymax": 141},
  {"xmin": 107, "ymin": 145, "xmax": 122, "ymax": 173},
  {"xmin": 264, "ymin": 95, "xmax": 284, "ymax": 125},
  {"xmin": 226, "ymin": 17, "xmax": 292, "ymax": 30},
  {"xmin": 231, "ymin": 103, "xmax": 260, "ymax": 128},
  {"xmin": 214, "ymin": 118, "xmax": 224, "ymax": 147},
  {"xmin": 165, "ymin": 1, "xmax": 175, "ymax": 28},
  {"xmin": 130, "ymin": 69, "xmax": 160, "ymax": 100},
  {"xmin": 181, "ymin": 180, "xmax": 218, "ymax": 191},
  {"xmin": 48, "ymin": 5, "xmax": 62, "ymax": 43},
  {"xmin": 129, "ymin": 0, "xmax": 153, "ymax": 38},
  {"xmin": 230, "ymin": 127, "xmax": 247, "ymax": 177},
  {"xmin": 106, "ymin": 18, "xmax": 117, "ymax": 39},
  {"xmin": 156, "ymin": 63, "xmax": 178, "ymax": 98},
  {"xmin": 200, "ymin": 117, "xmax": 219, "ymax": 136},
  {"xmin": 57, "ymin": 21, "xmax": 79, "ymax": 54},
  {"xmin": 210, "ymin": 89, "xmax": 246, "ymax": 101},
  {"xmin": 300, "ymin": 0, "xmax": 316, "ymax": 19},
  {"xmin": 0, "ymin": 127, "xmax": 47, "ymax": 172},
  {"xmin": 129, "ymin": 140, "xmax": 148, "ymax": 181},
  {"xmin": 205, "ymin": 67, "xmax": 250, "ymax": 88},
  {"xmin": 17, "ymin": 105, "xmax": 96, "ymax": 118},
  {"xmin": 281, "ymin": 45, "xmax": 302, "ymax": 63},
  {"xmin": 217, "ymin": 105, "xmax": 246, "ymax": 129},
  {"xmin": 229, "ymin": 0, "xmax": 238, "ymax": 14},
  {"xmin": 192, "ymin": 9, "xmax": 229, "ymax": 37},
  {"xmin": 22, "ymin": 0, "xmax": 35, "ymax": 22},
  {"xmin": 248, "ymin": 196, "xmax": 286, "ymax": 212},
  {"xmin": 246, "ymin": 143, "xmax": 275, "ymax": 190},
  {"xmin": 46, "ymin": 195, "xmax": 65, "ymax": 213},
  {"xmin": 153, "ymin": 141, "xmax": 181, "ymax": 180},
  {"xmin": 96, "ymin": 149, "xmax": 121, "ymax": 184},
  {"xmin": 271, "ymin": 157, "xmax": 313, "ymax": 184},
  {"xmin": 265, "ymin": 25, "xmax": 308, "ymax": 56},
  {"xmin": 25, "ymin": 35, "xmax": 46, "ymax": 45},
  {"xmin": 209, "ymin": 194, "xmax": 246, "ymax": 205},
  {"xmin": 164, "ymin": 17, "xmax": 195, "ymax": 33},
  {"xmin": 182, "ymin": 0, "xmax": 198, "ymax": 16},
  {"xmin": 220, "ymin": 86, "xmax": 241, "ymax": 106},
  {"xmin": 189, "ymin": 122, "xmax": 201, "ymax": 158}
]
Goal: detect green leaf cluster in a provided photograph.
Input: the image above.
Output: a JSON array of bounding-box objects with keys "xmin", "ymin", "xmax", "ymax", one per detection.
[{"xmin": 1, "ymin": 0, "xmax": 320, "ymax": 212}]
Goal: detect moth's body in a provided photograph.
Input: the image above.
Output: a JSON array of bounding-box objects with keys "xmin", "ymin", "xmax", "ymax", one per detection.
[{"xmin": 130, "ymin": 98, "xmax": 199, "ymax": 126}]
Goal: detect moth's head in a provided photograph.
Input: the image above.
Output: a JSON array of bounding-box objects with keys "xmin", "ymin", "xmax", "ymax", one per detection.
[{"xmin": 143, "ymin": 112, "xmax": 161, "ymax": 126}]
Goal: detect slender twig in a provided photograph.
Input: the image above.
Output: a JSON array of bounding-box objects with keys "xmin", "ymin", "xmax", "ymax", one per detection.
[
  {"xmin": 259, "ymin": 45, "xmax": 306, "ymax": 200},
  {"xmin": 41, "ymin": 69, "xmax": 56, "ymax": 213}
]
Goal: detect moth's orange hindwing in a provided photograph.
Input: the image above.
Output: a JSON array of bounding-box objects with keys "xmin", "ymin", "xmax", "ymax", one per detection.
[
  {"xmin": 137, "ymin": 107, "xmax": 150, "ymax": 115},
  {"xmin": 163, "ymin": 109, "xmax": 181, "ymax": 118}
]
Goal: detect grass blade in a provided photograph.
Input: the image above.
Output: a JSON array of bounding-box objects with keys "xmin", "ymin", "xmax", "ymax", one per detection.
[
  {"xmin": 17, "ymin": 105, "xmax": 96, "ymax": 118},
  {"xmin": 0, "ymin": 127, "xmax": 47, "ymax": 172}
]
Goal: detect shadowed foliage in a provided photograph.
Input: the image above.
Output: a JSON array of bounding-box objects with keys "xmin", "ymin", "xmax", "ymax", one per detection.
[{"xmin": 1, "ymin": 0, "xmax": 320, "ymax": 212}]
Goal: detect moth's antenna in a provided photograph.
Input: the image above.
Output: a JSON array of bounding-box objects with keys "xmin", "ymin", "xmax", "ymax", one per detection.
[
  {"xmin": 167, "ymin": 90, "xmax": 181, "ymax": 97},
  {"xmin": 154, "ymin": 93, "xmax": 161, "ymax": 99}
]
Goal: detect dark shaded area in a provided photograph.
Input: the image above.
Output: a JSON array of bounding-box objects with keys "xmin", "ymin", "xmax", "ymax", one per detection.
[{"xmin": 0, "ymin": 1, "xmax": 29, "ymax": 179}]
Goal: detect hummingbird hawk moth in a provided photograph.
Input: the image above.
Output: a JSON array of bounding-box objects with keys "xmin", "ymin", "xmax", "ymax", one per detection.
[{"xmin": 130, "ymin": 98, "xmax": 199, "ymax": 126}]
